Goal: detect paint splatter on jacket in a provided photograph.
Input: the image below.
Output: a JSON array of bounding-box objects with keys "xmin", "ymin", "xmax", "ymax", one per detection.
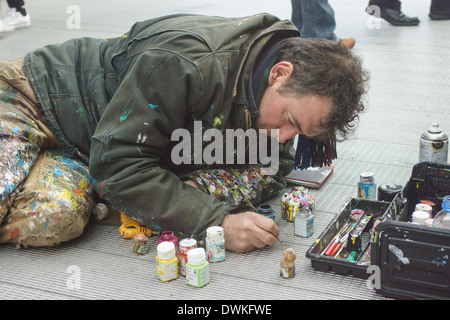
[{"xmin": 22, "ymin": 13, "xmax": 300, "ymax": 240}]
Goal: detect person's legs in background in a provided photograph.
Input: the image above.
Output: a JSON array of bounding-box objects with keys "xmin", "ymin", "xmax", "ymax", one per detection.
[
  {"xmin": 291, "ymin": 0, "xmax": 355, "ymax": 48},
  {"xmin": 429, "ymin": 0, "xmax": 450, "ymax": 20},
  {"xmin": 291, "ymin": 0, "xmax": 337, "ymax": 40},
  {"xmin": 0, "ymin": 0, "xmax": 31, "ymax": 32},
  {"xmin": 369, "ymin": 0, "xmax": 401, "ymax": 11},
  {"xmin": 367, "ymin": 0, "xmax": 420, "ymax": 26}
]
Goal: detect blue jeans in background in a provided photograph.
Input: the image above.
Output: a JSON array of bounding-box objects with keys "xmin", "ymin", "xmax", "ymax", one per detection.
[{"xmin": 290, "ymin": 0, "xmax": 337, "ymax": 41}]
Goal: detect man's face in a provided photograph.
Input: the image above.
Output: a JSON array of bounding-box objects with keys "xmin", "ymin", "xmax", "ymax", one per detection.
[{"xmin": 256, "ymin": 62, "xmax": 332, "ymax": 143}]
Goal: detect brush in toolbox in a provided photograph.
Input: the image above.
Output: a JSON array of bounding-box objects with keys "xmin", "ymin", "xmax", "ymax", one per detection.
[{"xmin": 321, "ymin": 210, "xmax": 383, "ymax": 260}]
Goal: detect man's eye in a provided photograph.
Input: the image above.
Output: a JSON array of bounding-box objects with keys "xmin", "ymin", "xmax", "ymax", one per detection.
[{"xmin": 291, "ymin": 121, "xmax": 301, "ymax": 133}]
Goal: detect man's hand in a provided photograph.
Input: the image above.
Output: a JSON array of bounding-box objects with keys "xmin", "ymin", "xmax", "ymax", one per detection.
[
  {"xmin": 220, "ymin": 211, "xmax": 279, "ymax": 253},
  {"xmin": 184, "ymin": 180, "xmax": 199, "ymax": 189},
  {"xmin": 184, "ymin": 180, "xmax": 279, "ymax": 253}
]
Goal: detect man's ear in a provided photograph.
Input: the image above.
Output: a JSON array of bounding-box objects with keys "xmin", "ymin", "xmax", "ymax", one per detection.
[{"xmin": 268, "ymin": 61, "xmax": 294, "ymax": 86}]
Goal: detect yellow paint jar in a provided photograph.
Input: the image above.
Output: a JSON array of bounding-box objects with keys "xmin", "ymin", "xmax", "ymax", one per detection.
[{"xmin": 156, "ymin": 241, "xmax": 178, "ymax": 282}]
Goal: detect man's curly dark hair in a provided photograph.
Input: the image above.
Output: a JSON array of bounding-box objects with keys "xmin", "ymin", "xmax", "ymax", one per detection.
[{"xmin": 276, "ymin": 37, "xmax": 369, "ymax": 141}]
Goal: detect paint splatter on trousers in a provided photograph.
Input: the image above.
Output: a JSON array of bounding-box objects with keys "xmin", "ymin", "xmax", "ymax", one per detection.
[{"xmin": 0, "ymin": 58, "xmax": 94, "ymax": 247}]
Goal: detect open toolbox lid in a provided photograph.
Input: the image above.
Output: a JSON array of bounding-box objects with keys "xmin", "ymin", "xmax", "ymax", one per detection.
[
  {"xmin": 371, "ymin": 221, "xmax": 450, "ymax": 300},
  {"xmin": 401, "ymin": 161, "xmax": 450, "ymax": 218}
]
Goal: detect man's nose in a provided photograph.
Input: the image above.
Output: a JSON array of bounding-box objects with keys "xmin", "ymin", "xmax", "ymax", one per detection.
[{"xmin": 278, "ymin": 127, "xmax": 300, "ymax": 143}]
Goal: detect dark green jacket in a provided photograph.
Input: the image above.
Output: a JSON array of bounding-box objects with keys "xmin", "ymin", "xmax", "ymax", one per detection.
[{"xmin": 23, "ymin": 13, "xmax": 300, "ymax": 240}]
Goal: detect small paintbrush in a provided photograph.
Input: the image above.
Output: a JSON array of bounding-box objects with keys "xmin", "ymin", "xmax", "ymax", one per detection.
[{"xmin": 237, "ymin": 186, "xmax": 284, "ymax": 246}]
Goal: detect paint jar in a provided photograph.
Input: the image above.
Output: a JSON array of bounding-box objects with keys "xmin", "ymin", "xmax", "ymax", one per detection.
[
  {"xmin": 357, "ymin": 172, "xmax": 377, "ymax": 200},
  {"xmin": 158, "ymin": 231, "xmax": 179, "ymax": 251},
  {"xmin": 378, "ymin": 184, "xmax": 403, "ymax": 202},
  {"xmin": 92, "ymin": 203, "xmax": 108, "ymax": 220},
  {"xmin": 156, "ymin": 241, "xmax": 178, "ymax": 282},
  {"xmin": 411, "ymin": 210, "xmax": 430, "ymax": 225},
  {"xmin": 186, "ymin": 248, "xmax": 210, "ymax": 288},
  {"xmin": 415, "ymin": 203, "xmax": 432, "ymax": 216},
  {"xmin": 281, "ymin": 186, "xmax": 315, "ymax": 222},
  {"xmin": 132, "ymin": 233, "xmax": 149, "ymax": 255},
  {"xmin": 205, "ymin": 226, "xmax": 225, "ymax": 262},
  {"xmin": 177, "ymin": 238, "xmax": 197, "ymax": 277},
  {"xmin": 350, "ymin": 209, "xmax": 364, "ymax": 221},
  {"xmin": 418, "ymin": 197, "xmax": 438, "ymax": 217},
  {"xmin": 257, "ymin": 204, "xmax": 275, "ymax": 220},
  {"xmin": 294, "ymin": 208, "xmax": 314, "ymax": 237},
  {"xmin": 425, "ymin": 218, "xmax": 434, "ymax": 227}
]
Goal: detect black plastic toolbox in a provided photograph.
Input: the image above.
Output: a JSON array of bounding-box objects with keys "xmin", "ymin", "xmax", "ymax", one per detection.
[
  {"xmin": 306, "ymin": 162, "xmax": 450, "ymax": 299},
  {"xmin": 306, "ymin": 198, "xmax": 394, "ymax": 279},
  {"xmin": 371, "ymin": 162, "xmax": 450, "ymax": 299}
]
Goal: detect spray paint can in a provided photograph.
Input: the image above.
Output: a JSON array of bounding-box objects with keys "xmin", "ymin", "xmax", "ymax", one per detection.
[
  {"xmin": 419, "ymin": 123, "xmax": 448, "ymax": 164},
  {"xmin": 357, "ymin": 172, "xmax": 377, "ymax": 200},
  {"xmin": 205, "ymin": 226, "xmax": 225, "ymax": 262}
]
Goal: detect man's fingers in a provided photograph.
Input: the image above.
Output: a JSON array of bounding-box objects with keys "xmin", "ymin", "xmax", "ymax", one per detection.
[
  {"xmin": 247, "ymin": 212, "xmax": 279, "ymax": 248},
  {"xmin": 248, "ymin": 230, "xmax": 277, "ymax": 249},
  {"xmin": 221, "ymin": 211, "xmax": 280, "ymax": 252},
  {"xmin": 251, "ymin": 211, "xmax": 279, "ymax": 238}
]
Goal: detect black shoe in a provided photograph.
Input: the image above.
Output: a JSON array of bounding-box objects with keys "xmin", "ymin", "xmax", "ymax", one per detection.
[
  {"xmin": 376, "ymin": 8, "xmax": 420, "ymax": 26},
  {"xmin": 429, "ymin": 8, "xmax": 450, "ymax": 20}
]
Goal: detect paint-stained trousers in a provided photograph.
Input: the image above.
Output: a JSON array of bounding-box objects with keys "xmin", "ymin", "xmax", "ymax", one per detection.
[{"xmin": 0, "ymin": 58, "xmax": 94, "ymax": 247}]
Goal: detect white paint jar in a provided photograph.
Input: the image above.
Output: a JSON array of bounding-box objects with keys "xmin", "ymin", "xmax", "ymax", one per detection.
[
  {"xmin": 205, "ymin": 226, "xmax": 225, "ymax": 262},
  {"xmin": 411, "ymin": 210, "xmax": 430, "ymax": 225},
  {"xmin": 294, "ymin": 208, "xmax": 314, "ymax": 237},
  {"xmin": 415, "ymin": 203, "xmax": 432, "ymax": 216}
]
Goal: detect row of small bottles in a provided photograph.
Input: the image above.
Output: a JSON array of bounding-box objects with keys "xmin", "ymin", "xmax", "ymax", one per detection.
[
  {"xmin": 411, "ymin": 195, "xmax": 450, "ymax": 229},
  {"xmin": 355, "ymin": 171, "xmax": 450, "ymax": 229},
  {"xmin": 153, "ymin": 226, "xmax": 225, "ymax": 287}
]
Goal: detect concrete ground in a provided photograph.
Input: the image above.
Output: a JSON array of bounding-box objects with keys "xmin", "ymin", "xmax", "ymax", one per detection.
[{"xmin": 0, "ymin": 0, "xmax": 449, "ymax": 301}]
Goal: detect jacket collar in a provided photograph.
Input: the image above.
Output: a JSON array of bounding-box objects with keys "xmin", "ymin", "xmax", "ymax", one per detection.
[
  {"xmin": 232, "ymin": 31, "xmax": 298, "ymax": 106},
  {"xmin": 246, "ymin": 41, "xmax": 286, "ymax": 118}
]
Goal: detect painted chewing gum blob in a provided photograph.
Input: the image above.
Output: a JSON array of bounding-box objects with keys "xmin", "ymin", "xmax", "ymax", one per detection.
[{"xmin": 280, "ymin": 246, "xmax": 296, "ymax": 279}]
